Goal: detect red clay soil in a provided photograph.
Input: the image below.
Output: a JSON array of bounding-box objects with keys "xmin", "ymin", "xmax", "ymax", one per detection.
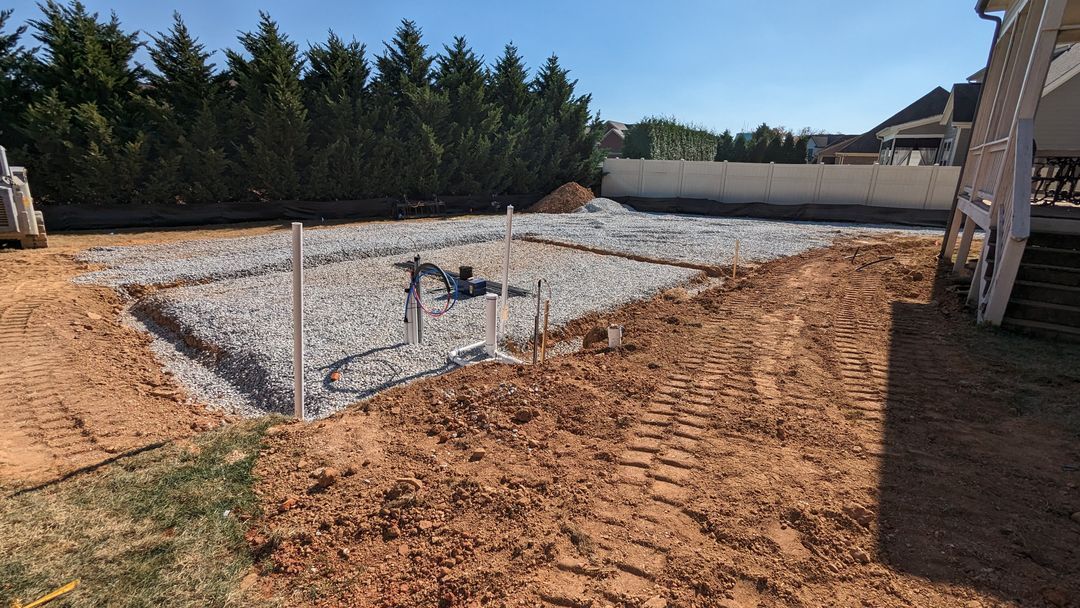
[
  {"xmin": 248, "ymin": 237, "xmax": 1080, "ymax": 607},
  {"xmin": 0, "ymin": 226, "xmax": 292, "ymax": 487},
  {"xmin": 528, "ymin": 182, "xmax": 596, "ymax": 214}
]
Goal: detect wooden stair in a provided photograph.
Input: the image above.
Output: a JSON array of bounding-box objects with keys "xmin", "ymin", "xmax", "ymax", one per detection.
[{"xmin": 1003, "ymin": 231, "xmax": 1080, "ymax": 341}]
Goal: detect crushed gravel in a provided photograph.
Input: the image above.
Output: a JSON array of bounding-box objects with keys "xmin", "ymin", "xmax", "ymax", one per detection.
[
  {"xmin": 78, "ymin": 211, "xmax": 938, "ymax": 417},
  {"xmin": 78, "ymin": 212, "xmax": 937, "ymax": 288},
  {"xmin": 139, "ymin": 240, "xmax": 699, "ymax": 418}
]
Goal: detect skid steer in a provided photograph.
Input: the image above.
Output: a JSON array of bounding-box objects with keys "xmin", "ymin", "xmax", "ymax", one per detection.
[{"xmin": 0, "ymin": 145, "xmax": 47, "ymax": 249}]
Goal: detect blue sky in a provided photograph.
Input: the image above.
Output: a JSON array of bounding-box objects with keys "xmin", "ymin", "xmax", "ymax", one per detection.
[{"xmin": 4, "ymin": 0, "xmax": 995, "ymax": 135}]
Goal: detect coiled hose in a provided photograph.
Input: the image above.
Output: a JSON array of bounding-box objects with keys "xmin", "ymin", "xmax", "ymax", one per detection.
[{"xmin": 404, "ymin": 262, "xmax": 459, "ymax": 319}]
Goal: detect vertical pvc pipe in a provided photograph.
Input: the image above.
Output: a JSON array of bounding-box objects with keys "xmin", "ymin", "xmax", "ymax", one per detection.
[
  {"xmin": 499, "ymin": 205, "xmax": 513, "ymax": 341},
  {"xmin": 484, "ymin": 293, "xmax": 498, "ymax": 356},
  {"xmin": 292, "ymin": 223, "xmax": 305, "ymax": 421},
  {"xmin": 532, "ymin": 280, "xmax": 542, "ymax": 365}
]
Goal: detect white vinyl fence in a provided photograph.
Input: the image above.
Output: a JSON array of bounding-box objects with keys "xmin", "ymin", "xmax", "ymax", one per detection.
[{"xmin": 602, "ymin": 158, "xmax": 961, "ymax": 210}]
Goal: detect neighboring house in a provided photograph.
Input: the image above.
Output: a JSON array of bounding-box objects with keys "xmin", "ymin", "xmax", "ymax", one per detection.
[
  {"xmin": 805, "ymin": 134, "xmax": 855, "ymax": 163},
  {"xmin": 598, "ymin": 120, "xmax": 631, "ymax": 158},
  {"xmin": 937, "ymin": 82, "xmax": 981, "ymax": 166},
  {"xmin": 816, "ymin": 87, "xmax": 951, "ymax": 165}
]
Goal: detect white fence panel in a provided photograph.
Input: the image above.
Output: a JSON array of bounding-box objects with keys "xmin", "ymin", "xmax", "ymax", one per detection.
[
  {"xmin": 641, "ymin": 160, "xmax": 681, "ymax": 197},
  {"xmin": 767, "ymin": 164, "xmax": 821, "ymax": 205},
  {"xmin": 602, "ymin": 158, "xmax": 642, "ymax": 197},
  {"xmin": 870, "ymin": 165, "xmax": 935, "ymax": 209},
  {"xmin": 723, "ymin": 162, "xmax": 770, "ymax": 203},
  {"xmin": 601, "ymin": 158, "xmax": 962, "ymax": 210},
  {"xmin": 816, "ymin": 164, "xmax": 876, "ymax": 204},
  {"xmin": 681, "ymin": 161, "xmax": 726, "ymax": 199}
]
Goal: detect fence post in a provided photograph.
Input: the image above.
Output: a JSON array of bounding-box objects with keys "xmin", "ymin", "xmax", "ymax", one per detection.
[
  {"xmin": 677, "ymin": 160, "xmax": 686, "ymax": 198},
  {"xmin": 718, "ymin": 161, "xmax": 728, "ymax": 202},
  {"xmin": 292, "ymin": 222, "xmax": 305, "ymax": 421},
  {"xmin": 923, "ymin": 166, "xmax": 939, "ymax": 209},
  {"xmin": 866, "ymin": 163, "xmax": 880, "ymax": 205},
  {"xmin": 637, "ymin": 158, "xmax": 646, "ymax": 196},
  {"xmin": 813, "ymin": 163, "xmax": 825, "ymax": 203},
  {"xmin": 764, "ymin": 162, "xmax": 776, "ymax": 203}
]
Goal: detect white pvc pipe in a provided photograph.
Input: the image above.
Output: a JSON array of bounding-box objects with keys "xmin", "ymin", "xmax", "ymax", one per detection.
[
  {"xmin": 485, "ymin": 293, "xmax": 498, "ymax": 355},
  {"xmin": 292, "ymin": 223, "xmax": 305, "ymax": 421},
  {"xmin": 499, "ymin": 205, "xmax": 513, "ymax": 341}
]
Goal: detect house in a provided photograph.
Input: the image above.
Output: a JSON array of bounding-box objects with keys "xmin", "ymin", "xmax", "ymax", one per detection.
[
  {"xmin": 598, "ymin": 120, "xmax": 631, "ymax": 158},
  {"xmin": 805, "ymin": 134, "xmax": 855, "ymax": 163},
  {"xmin": 936, "ymin": 82, "xmax": 982, "ymax": 166},
  {"xmin": 941, "ymin": 0, "xmax": 1080, "ymax": 336},
  {"xmin": 816, "ymin": 87, "xmax": 951, "ymax": 165}
]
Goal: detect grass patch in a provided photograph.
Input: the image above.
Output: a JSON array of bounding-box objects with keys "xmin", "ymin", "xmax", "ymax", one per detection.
[{"xmin": 0, "ymin": 417, "xmax": 282, "ymax": 608}]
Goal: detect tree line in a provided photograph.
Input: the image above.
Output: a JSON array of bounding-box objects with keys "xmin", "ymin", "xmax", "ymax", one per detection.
[
  {"xmin": 0, "ymin": 2, "xmax": 604, "ymax": 205},
  {"xmin": 622, "ymin": 119, "xmax": 810, "ymax": 164}
]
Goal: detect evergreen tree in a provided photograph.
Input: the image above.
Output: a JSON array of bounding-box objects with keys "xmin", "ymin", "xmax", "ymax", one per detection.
[
  {"xmin": 0, "ymin": 9, "xmax": 33, "ymax": 149},
  {"xmin": 148, "ymin": 13, "xmax": 214, "ymax": 124},
  {"xmin": 795, "ymin": 136, "xmax": 809, "ymax": 164},
  {"xmin": 22, "ymin": 1, "xmax": 148, "ymax": 203},
  {"xmin": 433, "ymin": 36, "xmax": 499, "ymax": 194},
  {"xmin": 488, "ymin": 43, "xmax": 531, "ymax": 193},
  {"xmin": 765, "ymin": 133, "xmax": 783, "ymax": 163},
  {"xmin": 779, "ymin": 133, "xmax": 796, "ymax": 163},
  {"xmin": 731, "ymin": 135, "xmax": 747, "ymax": 162},
  {"xmin": 144, "ymin": 12, "xmax": 230, "ymax": 203},
  {"xmin": 526, "ymin": 54, "xmax": 603, "ymax": 192},
  {"xmin": 226, "ymin": 12, "xmax": 309, "ymax": 199},
  {"xmin": 304, "ymin": 31, "xmax": 372, "ymax": 198},
  {"xmin": 372, "ymin": 20, "xmax": 444, "ymax": 196},
  {"xmin": 747, "ymin": 122, "xmax": 772, "ymax": 163},
  {"xmin": 714, "ymin": 129, "xmax": 734, "ymax": 161}
]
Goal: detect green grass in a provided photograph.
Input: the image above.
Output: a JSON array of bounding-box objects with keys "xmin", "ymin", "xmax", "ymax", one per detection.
[{"xmin": 0, "ymin": 417, "xmax": 281, "ymax": 608}]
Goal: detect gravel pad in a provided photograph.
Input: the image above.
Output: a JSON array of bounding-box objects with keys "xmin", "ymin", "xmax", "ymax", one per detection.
[
  {"xmin": 141, "ymin": 240, "xmax": 699, "ymax": 418},
  {"xmin": 78, "ymin": 212, "xmax": 937, "ymax": 288}
]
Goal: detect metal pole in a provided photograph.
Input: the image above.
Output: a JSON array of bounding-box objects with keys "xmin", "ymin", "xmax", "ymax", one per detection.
[
  {"xmin": 532, "ymin": 279, "xmax": 542, "ymax": 364},
  {"xmin": 499, "ymin": 205, "xmax": 513, "ymax": 341},
  {"xmin": 413, "ymin": 255, "xmax": 423, "ymax": 344},
  {"xmin": 292, "ymin": 223, "xmax": 305, "ymax": 421}
]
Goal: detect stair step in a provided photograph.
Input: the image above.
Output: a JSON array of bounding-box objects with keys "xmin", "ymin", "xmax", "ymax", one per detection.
[
  {"xmin": 1006, "ymin": 299, "xmax": 1080, "ymax": 328},
  {"xmin": 1027, "ymin": 232, "xmax": 1080, "ymax": 251},
  {"xmin": 1022, "ymin": 246, "xmax": 1080, "ymax": 268},
  {"xmin": 1012, "ymin": 280, "xmax": 1080, "ymax": 306},
  {"xmin": 1017, "ymin": 263, "xmax": 1080, "ymax": 287},
  {"xmin": 1001, "ymin": 317, "xmax": 1080, "ymax": 342}
]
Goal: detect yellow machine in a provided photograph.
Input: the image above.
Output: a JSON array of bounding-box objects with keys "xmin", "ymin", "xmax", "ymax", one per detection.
[{"xmin": 0, "ymin": 145, "xmax": 47, "ymax": 249}]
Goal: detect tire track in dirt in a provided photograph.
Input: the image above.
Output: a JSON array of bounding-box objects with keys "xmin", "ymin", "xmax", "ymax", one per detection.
[
  {"xmin": 535, "ymin": 366, "xmax": 718, "ymax": 606},
  {"xmin": 0, "ymin": 288, "xmax": 109, "ymax": 480}
]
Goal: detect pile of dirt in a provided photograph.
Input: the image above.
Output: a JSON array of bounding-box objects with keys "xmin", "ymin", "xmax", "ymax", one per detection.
[{"xmin": 528, "ymin": 182, "xmax": 595, "ymax": 214}]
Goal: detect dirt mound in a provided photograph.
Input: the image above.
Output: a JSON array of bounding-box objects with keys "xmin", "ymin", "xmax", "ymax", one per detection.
[{"xmin": 528, "ymin": 182, "xmax": 595, "ymax": 213}]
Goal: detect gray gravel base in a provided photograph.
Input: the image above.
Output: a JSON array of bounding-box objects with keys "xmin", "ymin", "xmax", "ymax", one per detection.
[
  {"xmin": 77, "ymin": 212, "xmax": 937, "ymax": 288},
  {"xmin": 140, "ymin": 240, "xmax": 699, "ymax": 418}
]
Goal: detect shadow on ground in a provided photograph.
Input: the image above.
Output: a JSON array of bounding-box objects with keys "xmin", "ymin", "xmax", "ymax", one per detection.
[{"xmin": 877, "ymin": 276, "xmax": 1080, "ymax": 605}]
